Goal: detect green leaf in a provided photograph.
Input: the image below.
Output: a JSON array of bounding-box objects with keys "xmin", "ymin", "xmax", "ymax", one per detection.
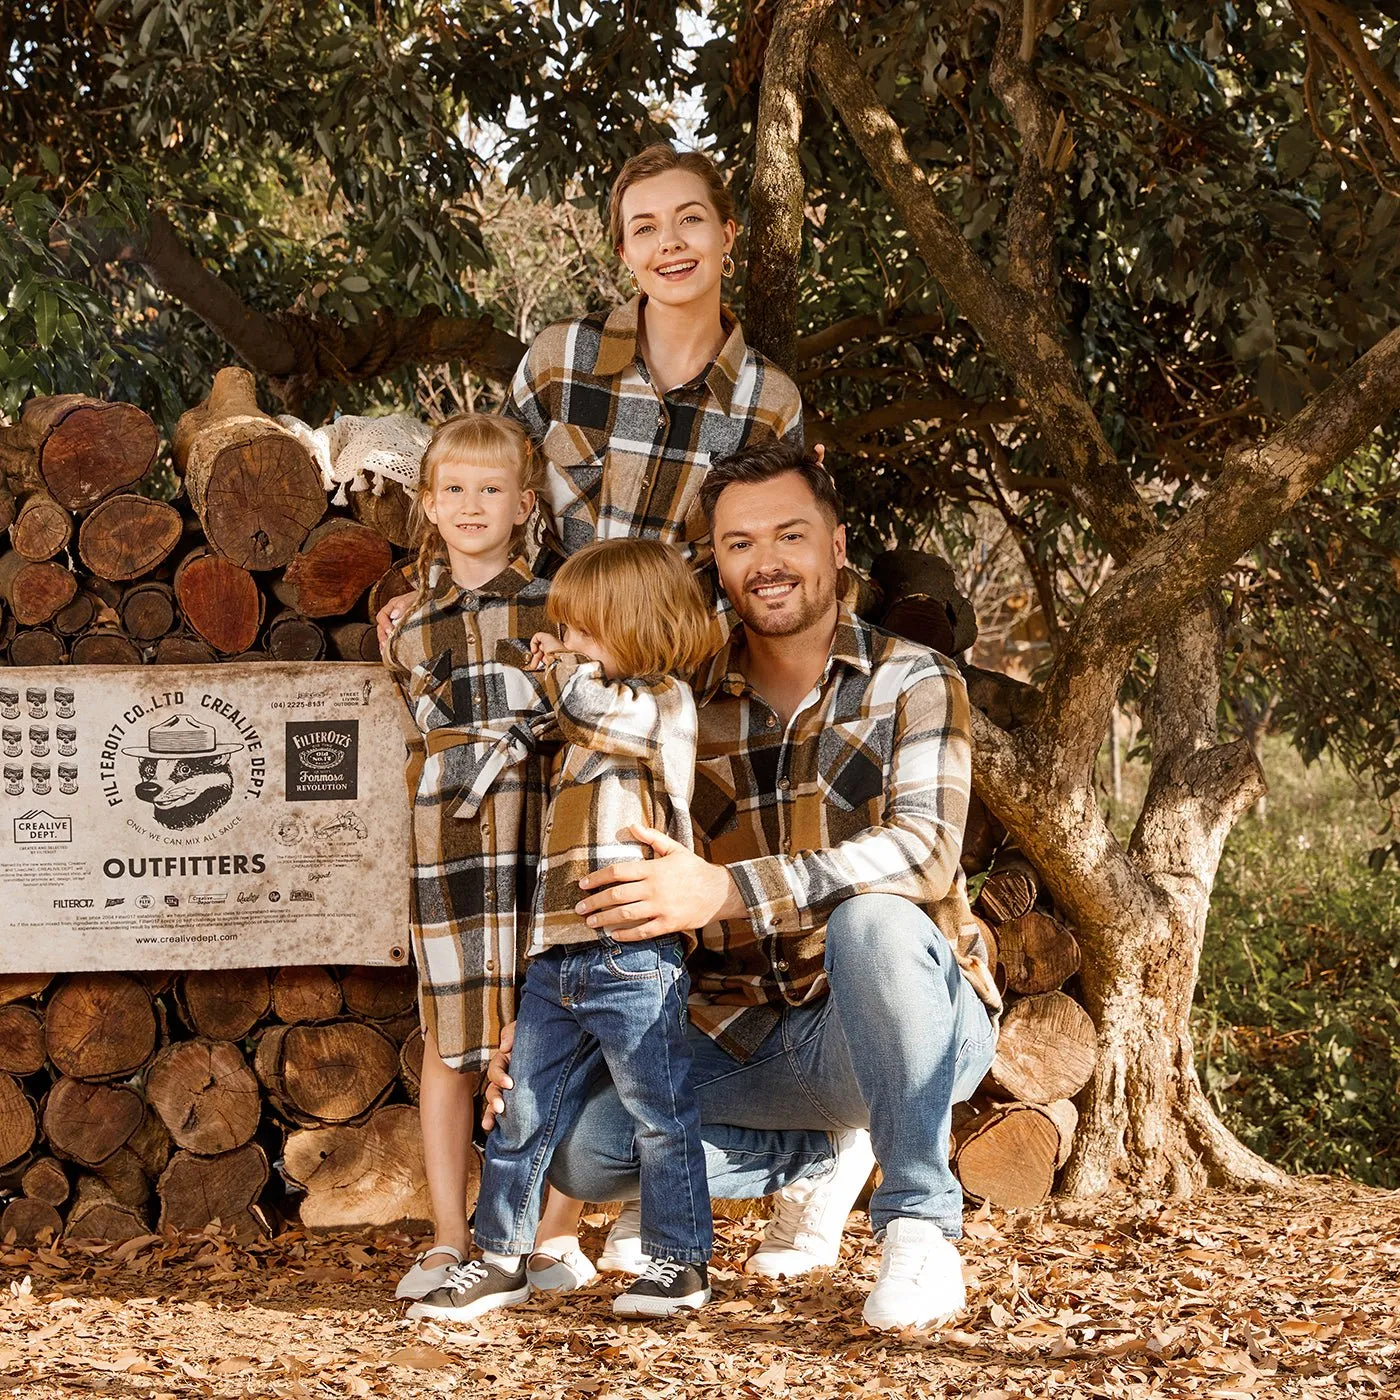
[
  {"xmin": 33, "ymin": 290, "xmax": 59, "ymax": 349},
  {"xmin": 341, "ymin": 275, "xmax": 370, "ymax": 293}
]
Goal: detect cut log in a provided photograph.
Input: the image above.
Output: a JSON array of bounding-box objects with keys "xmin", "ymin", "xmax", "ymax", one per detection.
[
  {"xmin": 254, "ymin": 1020, "xmax": 398, "ymax": 1126},
  {"xmin": 42, "ymin": 1077, "xmax": 142, "ymax": 1166},
  {"xmin": 21, "ymin": 1157, "xmax": 70, "ymax": 1206},
  {"xmin": 368, "ymin": 561, "xmax": 415, "ymax": 619},
  {"xmin": 65, "ymin": 1175, "xmax": 150, "ymax": 1240},
  {"xmin": 0, "ymin": 1073, "xmax": 37, "ymax": 1168},
  {"xmin": 127, "ymin": 1106, "xmax": 173, "ymax": 1179},
  {"xmin": 10, "ymin": 491, "xmax": 72, "ymax": 561},
  {"xmin": 871, "ymin": 549, "xmax": 977, "ymax": 656},
  {"xmin": 7, "ymin": 627, "xmax": 67, "ymax": 665},
  {"xmin": 70, "ymin": 626, "xmax": 142, "ymax": 666},
  {"xmin": 94, "ymin": 1146, "xmax": 152, "ymax": 1208},
  {"xmin": 45, "ymin": 973, "xmax": 157, "ymax": 1082},
  {"xmin": 340, "ymin": 966, "xmax": 416, "ymax": 1022},
  {"xmin": 157, "ymin": 1143, "xmax": 269, "ymax": 1239},
  {"xmin": 0, "ymin": 974, "xmax": 52, "ymax": 1006},
  {"xmin": 350, "ymin": 481, "xmax": 413, "ymax": 549},
  {"xmin": 119, "ymin": 581, "xmax": 178, "ymax": 641},
  {"xmin": 265, "ymin": 610, "xmax": 326, "ymax": 661},
  {"xmin": 0, "ymin": 552, "xmax": 78, "ymax": 625},
  {"xmin": 270, "ymin": 966, "xmax": 341, "ymax": 1023},
  {"xmin": 961, "ymin": 791, "xmax": 1007, "ymax": 874},
  {"xmin": 52, "ymin": 589, "xmax": 99, "ymax": 636},
  {"xmin": 329, "ymin": 621, "xmax": 381, "ymax": 663},
  {"xmin": 0, "ymin": 1004, "xmax": 46, "ymax": 1075},
  {"xmin": 145, "ymin": 1039, "xmax": 261, "ymax": 1154},
  {"xmin": 954, "ymin": 1101, "xmax": 1066, "ymax": 1207},
  {"xmin": 177, "ymin": 369, "xmax": 324, "ymax": 569},
  {"xmin": 976, "ymin": 855, "xmax": 1041, "ymax": 925},
  {"xmin": 279, "ymin": 519, "xmax": 393, "ymax": 618},
  {"xmin": 77, "ymin": 494, "xmax": 182, "ymax": 580},
  {"xmin": 153, "ymin": 632, "xmax": 219, "ymax": 665},
  {"xmin": 1, "ymin": 1197, "xmax": 63, "ymax": 1244},
  {"xmin": 1042, "ymin": 1098, "xmax": 1080, "ymax": 1169},
  {"xmin": 399, "ymin": 1027, "xmax": 424, "ymax": 1104},
  {"xmin": 988, "ymin": 991, "xmax": 1097, "ymax": 1104},
  {"xmin": 282, "ymin": 1103, "xmax": 435, "ymax": 1228},
  {"xmin": 177, "ymin": 969, "xmax": 270, "ymax": 1041},
  {"xmin": 173, "ymin": 547, "xmax": 264, "ymax": 654},
  {"xmin": 0, "ymin": 487, "xmax": 14, "ymax": 533},
  {"xmin": 0, "ymin": 395, "xmax": 158, "ymax": 511},
  {"xmin": 995, "ymin": 912, "xmax": 1081, "ymax": 994}
]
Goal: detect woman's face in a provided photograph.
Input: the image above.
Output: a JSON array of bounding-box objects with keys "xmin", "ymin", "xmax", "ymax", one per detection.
[{"xmin": 618, "ymin": 169, "xmax": 735, "ymax": 312}]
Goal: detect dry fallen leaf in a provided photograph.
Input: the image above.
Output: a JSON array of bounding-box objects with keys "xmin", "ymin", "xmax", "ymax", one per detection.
[{"xmin": 381, "ymin": 1345, "xmax": 458, "ymax": 1370}]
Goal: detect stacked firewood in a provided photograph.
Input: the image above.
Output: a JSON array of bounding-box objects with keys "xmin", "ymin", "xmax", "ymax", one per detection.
[
  {"xmin": 0, "ymin": 373, "xmax": 407, "ymax": 667},
  {"xmin": 0, "ymin": 966, "xmax": 439, "ymax": 1243}
]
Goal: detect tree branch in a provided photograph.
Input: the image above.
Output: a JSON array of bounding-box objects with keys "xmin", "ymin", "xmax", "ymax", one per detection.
[
  {"xmin": 793, "ymin": 310, "xmax": 945, "ymax": 365},
  {"xmin": 744, "ymin": 0, "xmax": 839, "ymax": 371}
]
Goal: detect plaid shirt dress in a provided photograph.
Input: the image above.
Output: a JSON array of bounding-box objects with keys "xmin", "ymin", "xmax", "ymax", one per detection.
[{"xmin": 384, "ymin": 557, "xmax": 554, "ymax": 1071}]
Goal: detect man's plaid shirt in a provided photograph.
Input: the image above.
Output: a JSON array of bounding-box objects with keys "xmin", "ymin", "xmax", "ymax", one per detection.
[
  {"xmin": 384, "ymin": 556, "xmax": 553, "ymax": 1071},
  {"xmin": 522, "ymin": 653, "xmax": 699, "ymax": 955},
  {"xmin": 687, "ymin": 603, "xmax": 1001, "ymax": 1061},
  {"xmin": 507, "ymin": 295, "xmax": 803, "ymax": 567}
]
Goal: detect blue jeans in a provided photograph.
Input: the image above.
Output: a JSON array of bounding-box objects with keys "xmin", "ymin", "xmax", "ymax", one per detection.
[
  {"xmin": 473, "ymin": 933, "xmax": 712, "ymax": 1264},
  {"xmin": 548, "ymin": 893, "xmax": 997, "ymax": 1239}
]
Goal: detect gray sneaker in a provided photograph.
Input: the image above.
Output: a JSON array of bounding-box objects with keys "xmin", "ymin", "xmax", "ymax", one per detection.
[
  {"xmin": 405, "ymin": 1257, "xmax": 529, "ymax": 1322},
  {"xmin": 612, "ymin": 1260, "xmax": 710, "ymax": 1318}
]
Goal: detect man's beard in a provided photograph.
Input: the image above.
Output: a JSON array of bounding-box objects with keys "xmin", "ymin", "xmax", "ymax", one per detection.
[{"xmin": 732, "ymin": 568, "xmax": 838, "ymax": 638}]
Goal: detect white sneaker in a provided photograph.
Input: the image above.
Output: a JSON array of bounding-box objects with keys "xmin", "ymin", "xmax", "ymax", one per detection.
[
  {"xmin": 526, "ymin": 1246, "xmax": 598, "ymax": 1293},
  {"xmin": 394, "ymin": 1243, "xmax": 466, "ymax": 1300},
  {"xmin": 861, "ymin": 1217, "xmax": 966, "ymax": 1330},
  {"xmin": 597, "ymin": 1201, "xmax": 651, "ymax": 1275},
  {"xmin": 745, "ymin": 1127, "xmax": 876, "ymax": 1278}
]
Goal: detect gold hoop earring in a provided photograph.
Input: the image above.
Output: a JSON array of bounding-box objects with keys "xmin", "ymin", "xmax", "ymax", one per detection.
[{"xmin": 722, "ymin": 253, "xmax": 736, "ymax": 279}]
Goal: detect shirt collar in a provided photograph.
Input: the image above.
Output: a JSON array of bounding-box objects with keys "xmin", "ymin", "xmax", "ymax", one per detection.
[
  {"xmin": 425, "ymin": 553, "xmax": 536, "ymax": 607},
  {"xmin": 696, "ymin": 595, "xmax": 873, "ymax": 705},
  {"xmin": 593, "ymin": 295, "xmax": 747, "ymax": 414}
]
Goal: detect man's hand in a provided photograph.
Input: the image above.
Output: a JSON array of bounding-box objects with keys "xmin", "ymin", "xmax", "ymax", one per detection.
[
  {"xmin": 480, "ymin": 1020, "xmax": 516, "ymax": 1132},
  {"xmin": 575, "ymin": 826, "xmax": 747, "ymax": 940},
  {"xmin": 375, "ymin": 589, "xmax": 416, "ymax": 645}
]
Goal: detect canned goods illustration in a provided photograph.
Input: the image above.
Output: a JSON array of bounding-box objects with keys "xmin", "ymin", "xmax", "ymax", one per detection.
[
  {"xmin": 0, "ymin": 689, "xmax": 18, "ymax": 721},
  {"xmin": 26, "ymin": 689, "xmax": 47, "ymax": 719},
  {"xmin": 1, "ymin": 728, "xmax": 20, "ymax": 758},
  {"xmin": 3, "ymin": 765, "xmax": 23, "ymax": 796},
  {"xmin": 29, "ymin": 763, "xmax": 50, "ymax": 795},
  {"xmin": 56, "ymin": 725, "xmax": 77, "ymax": 756},
  {"xmin": 28, "ymin": 726, "xmax": 49, "ymax": 757},
  {"xmin": 54, "ymin": 687, "xmax": 75, "ymax": 719},
  {"xmin": 58, "ymin": 764, "xmax": 78, "ymax": 795}
]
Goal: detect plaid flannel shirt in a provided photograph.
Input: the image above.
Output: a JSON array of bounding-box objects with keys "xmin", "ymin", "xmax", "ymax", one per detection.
[
  {"xmin": 526, "ymin": 653, "xmax": 699, "ymax": 955},
  {"xmin": 506, "ymin": 295, "xmax": 803, "ymax": 568},
  {"xmin": 384, "ymin": 556, "xmax": 554, "ymax": 1071},
  {"xmin": 687, "ymin": 603, "xmax": 1000, "ymax": 1061}
]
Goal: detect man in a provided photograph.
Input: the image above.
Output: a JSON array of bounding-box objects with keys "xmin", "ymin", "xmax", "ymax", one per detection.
[{"xmin": 489, "ymin": 441, "xmax": 1000, "ymax": 1329}]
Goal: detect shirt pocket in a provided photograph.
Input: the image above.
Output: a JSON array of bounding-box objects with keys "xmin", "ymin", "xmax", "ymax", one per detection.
[
  {"xmin": 407, "ymin": 649, "xmax": 455, "ymax": 730},
  {"xmin": 541, "ymin": 422, "xmax": 608, "ymax": 522},
  {"xmin": 816, "ymin": 717, "xmax": 891, "ymax": 814}
]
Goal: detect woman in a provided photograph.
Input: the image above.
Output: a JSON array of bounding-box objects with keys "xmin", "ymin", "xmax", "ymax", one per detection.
[{"xmin": 379, "ymin": 142, "xmax": 805, "ymax": 637}]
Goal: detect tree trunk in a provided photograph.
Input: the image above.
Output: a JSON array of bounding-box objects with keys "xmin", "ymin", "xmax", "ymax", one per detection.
[
  {"xmin": 329, "ymin": 621, "xmax": 380, "ymax": 663},
  {"xmin": 65, "ymin": 1175, "xmax": 150, "ymax": 1240},
  {"xmin": 0, "ymin": 552, "xmax": 78, "ymax": 625},
  {"xmin": 21, "ymin": 1157, "xmax": 70, "ymax": 1206},
  {"xmin": 53, "ymin": 589, "xmax": 99, "ymax": 637},
  {"xmin": 176, "ymin": 969, "xmax": 270, "ymax": 1041},
  {"xmin": 153, "ymin": 631, "xmax": 219, "ymax": 664},
  {"xmin": 254, "ymin": 1021, "xmax": 398, "ymax": 1127},
  {"xmin": 270, "ymin": 966, "xmax": 342, "ymax": 1023},
  {"xmin": 954, "ymin": 1099, "xmax": 1077, "ymax": 1207},
  {"xmin": 0, "ymin": 1004, "xmax": 46, "ymax": 1075},
  {"xmin": 350, "ymin": 482, "xmax": 413, "ymax": 549},
  {"xmin": 994, "ymin": 912, "xmax": 1081, "ymax": 994},
  {"xmin": 158, "ymin": 1143, "xmax": 269, "ymax": 1238},
  {"xmin": 0, "ymin": 1072, "xmax": 37, "ymax": 1168},
  {"xmin": 145, "ymin": 1039, "xmax": 262, "ymax": 1154},
  {"xmin": 41, "ymin": 1077, "xmax": 143, "ymax": 1167},
  {"xmin": 1, "ymin": 1196, "xmax": 63, "ymax": 1244},
  {"xmin": 70, "ymin": 626, "xmax": 143, "ymax": 665},
  {"xmin": 265, "ymin": 610, "xmax": 326, "ymax": 661},
  {"xmin": 6, "ymin": 627, "xmax": 67, "ymax": 665},
  {"xmin": 339, "ymin": 966, "xmax": 417, "ymax": 1023},
  {"xmin": 988, "ymin": 990, "xmax": 1097, "ymax": 1103}
]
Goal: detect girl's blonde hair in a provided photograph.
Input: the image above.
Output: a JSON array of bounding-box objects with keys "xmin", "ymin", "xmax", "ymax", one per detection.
[
  {"xmin": 409, "ymin": 413, "xmax": 543, "ymax": 594},
  {"xmin": 607, "ymin": 143, "xmax": 737, "ymax": 253},
  {"xmin": 547, "ymin": 539, "xmax": 714, "ymax": 679}
]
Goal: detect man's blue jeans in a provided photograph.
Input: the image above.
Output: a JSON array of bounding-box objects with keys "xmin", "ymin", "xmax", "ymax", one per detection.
[
  {"xmin": 473, "ymin": 933, "xmax": 712, "ymax": 1264},
  {"xmin": 548, "ymin": 893, "xmax": 998, "ymax": 1239}
]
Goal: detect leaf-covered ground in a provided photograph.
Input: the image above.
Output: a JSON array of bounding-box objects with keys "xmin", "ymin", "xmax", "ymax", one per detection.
[{"xmin": 3, "ymin": 1180, "xmax": 1397, "ymax": 1399}]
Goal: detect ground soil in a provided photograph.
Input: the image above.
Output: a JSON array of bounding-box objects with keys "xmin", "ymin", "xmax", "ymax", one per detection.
[{"xmin": 2, "ymin": 1179, "xmax": 1396, "ymax": 1399}]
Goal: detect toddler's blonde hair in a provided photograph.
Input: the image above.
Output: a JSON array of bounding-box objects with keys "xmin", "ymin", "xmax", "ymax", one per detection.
[
  {"xmin": 408, "ymin": 414, "xmax": 543, "ymax": 594},
  {"xmin": 547, "ymin": 539, "xmax": 714, "ymax": 680}
]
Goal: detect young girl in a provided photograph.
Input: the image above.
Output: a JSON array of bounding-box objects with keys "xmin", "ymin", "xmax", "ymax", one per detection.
[
  {"xmin": 406, "ymin": 539, "xmax": 716, "ymax": 1322},
  {"xmin": 385, "ymin": 414, "xmax": 597, "ymax": 1302}
]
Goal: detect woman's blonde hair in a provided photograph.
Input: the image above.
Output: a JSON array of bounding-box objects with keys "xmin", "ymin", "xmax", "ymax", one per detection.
[
  {"xmin": 607, "ymin": 143, "xmax": 737, "ymax": 252},
  {"xmin": 408, "ymin": 413, "xmax": 543, "ymax": 594},
  {"xmin": 547, "ymin": 539, "xmax": 714, "ymax": 679}
]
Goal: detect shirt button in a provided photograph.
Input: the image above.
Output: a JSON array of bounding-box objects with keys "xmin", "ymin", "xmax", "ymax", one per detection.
[
  {"xmin": 765, "ymin": 716, "xmax": 777, "ymax": 729},
  {"xmin": 480, "ymin": 822, "xmax": 491, "ymax": 837},
  {"xmin": 485, "ymin": 891, "xmax": 496, "ymax": 905},
  {"xmin": 776, "ymin": 960, "xmax": 789, "ymax": 972},
  {"xmin": 485, "ymin": 960, "xmax": 495, "ymax": 972},
  {"xmin": 778, "ymin": 778, "xmax": 791, "ymax": 791}
]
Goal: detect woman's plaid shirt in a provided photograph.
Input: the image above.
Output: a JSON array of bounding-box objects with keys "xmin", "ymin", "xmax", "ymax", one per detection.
[
  {"xmin": 523, "ymin": 653, "xmax": 699, "ymax": 956},
  {"xmin": 507, "ymin": 295, "xmax": 803, "ymax": 566},
  {"xmin": 384, "ymin": 556, "xmax": 553, "ymax": 1071},
  {"xmin": 687, "ymin": 604, "xmax": 1001, "ymax": 1061}
]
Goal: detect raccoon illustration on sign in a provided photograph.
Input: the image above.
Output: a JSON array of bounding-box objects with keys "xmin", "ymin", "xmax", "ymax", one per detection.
[{"xmin": 121, "ymin": 715, "xmax": 245, "ymax": 830}]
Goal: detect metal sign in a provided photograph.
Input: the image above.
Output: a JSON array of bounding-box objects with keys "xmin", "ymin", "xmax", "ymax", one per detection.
[{"xmin": 0, "ymin": 664, "xmax": 411, "ymax": 971}]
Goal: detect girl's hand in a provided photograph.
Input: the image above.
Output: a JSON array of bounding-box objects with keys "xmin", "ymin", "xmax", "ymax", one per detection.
[
  {"xmin": 376, "ymin": 590, "xmax": 416, "ymax": 645},
  {"xmin": 529, "ymin": 631, "xmax": 565, "ymax": 670},
  {"xmin": 481, "ymin": 1020, "xmax": 516, "ymax": 1131}
]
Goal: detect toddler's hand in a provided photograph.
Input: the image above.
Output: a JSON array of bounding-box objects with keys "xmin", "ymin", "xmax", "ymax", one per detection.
[{"xmin": 529, "ymin": 631, "xmax": 565, "ymax": 670}]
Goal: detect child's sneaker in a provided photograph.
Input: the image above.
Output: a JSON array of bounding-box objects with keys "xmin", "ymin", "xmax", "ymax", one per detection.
[
  {"xmin": 395, "ymin": 1244, "xmax": 466, "ymax": 1300},
  {"xmin": 597, "ymin": 1201, "xmax": 651, "ymax": 1274},
  {"xmin": 612, "ymin": 1259, "xmax": 710, "ymax": 1318},
  {"xmin": 526, "ymin": 1246, "xmax": 598, "ymax": 1293},
  {"xmin": 405, "ymin": 1257, "xmax": 529, "ymax": 1322}
]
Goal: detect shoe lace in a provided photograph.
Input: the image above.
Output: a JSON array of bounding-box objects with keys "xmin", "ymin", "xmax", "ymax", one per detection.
[
  {"xmin": 636, "ymin": 1259, "xmax": 686, "ymax": 1288},
  {"xmin": 444, "ymin": 1259, "xmax": 490, "ymax": 1290},
  {"xmin": 762, "ymin": 1180, "xmax": 827, "ymax": 1251},
  {"xmin": 877, "ymin": 1236, "xmax": 930, "ymax": 1285}
]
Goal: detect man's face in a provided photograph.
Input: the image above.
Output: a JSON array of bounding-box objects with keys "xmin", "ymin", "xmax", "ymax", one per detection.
[{"xmin": 711, "ymin": 472, "xmax": 846, "ymax": 638}]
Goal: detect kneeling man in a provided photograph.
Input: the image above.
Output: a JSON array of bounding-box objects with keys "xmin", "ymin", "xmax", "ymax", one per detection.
[{"xmin": 495, "ymin": 441, "xmax": 1001, "ymax": 1328}]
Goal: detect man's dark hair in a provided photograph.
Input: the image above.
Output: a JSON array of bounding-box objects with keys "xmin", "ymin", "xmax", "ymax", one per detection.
[{"xmin": 700, "ymin": 440, "xmax": 844, "ymax": 529}]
